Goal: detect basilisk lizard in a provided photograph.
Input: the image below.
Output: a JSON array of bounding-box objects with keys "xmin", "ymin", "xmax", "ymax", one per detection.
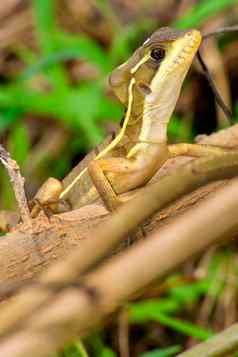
[{"xmin": 32, "ymin": 27, "xmax": 230, "ymax": 215}]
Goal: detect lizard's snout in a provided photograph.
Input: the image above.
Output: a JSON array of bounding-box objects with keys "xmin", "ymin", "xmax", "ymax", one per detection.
[{"xmin": 185, "ymin": 29, "xmax": 202, "ymax": 45}]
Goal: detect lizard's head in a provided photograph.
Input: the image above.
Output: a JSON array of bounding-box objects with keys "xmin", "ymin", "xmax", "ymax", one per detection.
[{"xmin": 109, "ymin": 27, "xmax": 201, "ymax": 106}]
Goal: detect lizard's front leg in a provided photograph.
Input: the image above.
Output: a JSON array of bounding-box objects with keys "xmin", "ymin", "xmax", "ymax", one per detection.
[
  {"xmin": 88, "ymin": 157, "xmax": 139, "ymax": 212},
  {"xmin": 88, "ymin": 144, "xmax": 169, "ymax": 212},
  {"xmin": 87, "ymin": 159, "xmax": 121, "ymax": 212}
]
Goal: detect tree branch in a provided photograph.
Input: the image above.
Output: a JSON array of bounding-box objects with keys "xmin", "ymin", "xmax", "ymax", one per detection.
[
  {"xmin": 0, "ymin": 178, "xmax": 238, "ymax": 356},
  {"xmin": 0, "ymin": 145, "xmax": 31, "ymax": 226},
  {"xmin": 0, "ymin": 125, "xmax": 238, "ymax": 289}
]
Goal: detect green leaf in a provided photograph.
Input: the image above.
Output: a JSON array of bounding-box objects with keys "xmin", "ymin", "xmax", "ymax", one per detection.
[
  {"xmin": 32, "ymin": 0, "xmax": 67, "ymax": 88},
  {"xmin": 152, "ymin": 312, "xmax": 213, "ymax": 341},
  {"xmin": 168, "ymin": 115, "xmax": 194, "ymax": 142},
  {"xmin": 97, "ymin": 96, "xmax": 123, "ymax": 122},
  {"xmin": 54, "ymin": 32, "xmax": 113, "ymax": 74},
  {"xmin": 59, "ymin": 341, "xmax": 88, "ymax": 357},
  {"xmin": 175, "ymin": 0, "xmax": 238, "ymax": 29},
  {"xmin": 0, "ymin": 83, "xmax": 107, "ymax": 146},
  {"xmin": 8, "ymin": 123, "xmax": 30, "ymax": 167},
  {"xmin": 83, "ymin": 333, "xmax": 116, "ymax": 357},
  {"xmin": 0, "ymin": 168, "xmax": 16, "ymax": 210},
  {"xmin": 101, "ymin": 347, "xmax": 117, "ymax": 357},
  {"xmin": 109, "ymin": 20, "xmax": 156, "ymax": 65},
  {"xmin": 129, "ymin": 299, "xmax": 181, "ymax": 323},
  {"xmin": 168, "ymin": 280, "xmax": 211, "ymax": 305},
  {"xmin": 140, "ymin": 345, "xmax": 181, "ymax": 357},
  {"xmin": 129, "ymin": 297, "xmax": 212, "ymax": 340},
  {"xmin": 74, "ymin": 341, "xmax": 89, "ymax": 357},
  {"xmin": 109, "ymin": 30, "xmax": 132, "ymax": 64},
  {"xmin": 33, "ymin": 0, "xmax": 57, "ymax": 54},
  {"xmin": 20, "ymin": 48, "xmax": 108, "ymax": 81},
  {"xmin": 0, "ymin": 108, "xmax": 23, "ymax": 133}
]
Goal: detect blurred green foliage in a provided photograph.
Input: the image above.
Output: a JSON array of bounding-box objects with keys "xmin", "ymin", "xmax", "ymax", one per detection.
[
  {"xmin": 0, "ymin": 0, "xmax": 236, "ymax": 149},
  {"xmin": 174, "ymin": 0, "xmax": 238, "ymax": 28},
  {"xmin": 140, "ymin": 346, "xmax": 181, "ymax": 357}
]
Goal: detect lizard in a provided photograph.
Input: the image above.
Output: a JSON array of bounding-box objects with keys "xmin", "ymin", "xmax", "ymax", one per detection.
[{"xmin": 31, "ymin": 27, "xmax": 231, "ymax": 216}]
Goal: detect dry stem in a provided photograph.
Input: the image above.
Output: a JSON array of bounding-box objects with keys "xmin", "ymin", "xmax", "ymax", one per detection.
[
  {"xmin": 0, "ymin": 144, "xmax": 31, "ymax": 226},
  {"xmin": 0, "ymin": 178, "xmax": 238, "ymax": 356}
]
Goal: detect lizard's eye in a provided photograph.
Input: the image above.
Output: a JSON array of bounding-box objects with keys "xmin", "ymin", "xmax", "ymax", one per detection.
[{"xmin": 150, "ymin": 48, "xmax": 166, "ymax": 61}]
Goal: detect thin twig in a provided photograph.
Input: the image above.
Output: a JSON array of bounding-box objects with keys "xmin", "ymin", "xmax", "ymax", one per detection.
[
  {"xmin": 196, "ymin": 51, "xmax": 232, "ymax": 123},
  {"xmin": 199, "ymin": 24, "xmax": 238, "ymax": 124},
  {"xmin": 203, "ymin": 25, "xmax": 238, "ymax": 39},
  {"xmin": 0, "ymin": 145, "xmax": 31, "ymax": 226},
  {"xmin": 118, "ymin": 309, "xmax": 130, "ymax": 357}
]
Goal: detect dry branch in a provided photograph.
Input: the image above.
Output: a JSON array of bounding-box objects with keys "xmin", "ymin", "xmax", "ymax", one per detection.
[
  {"xmin": 1, "ymin": 125, "xmax": 238, "ymax": 288},
  {"xmin": 1, "ymin": 177, "xmax": 238, "ymax": 356},
  {"xmin": 0, "ymin": 144, "xmax": 31, "ymax": 226}
]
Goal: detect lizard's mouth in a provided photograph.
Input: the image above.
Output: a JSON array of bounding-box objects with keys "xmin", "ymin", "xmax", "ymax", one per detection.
[{"xmin": 164, "ymin": 29, "xmax": 202, "ymax": 74}]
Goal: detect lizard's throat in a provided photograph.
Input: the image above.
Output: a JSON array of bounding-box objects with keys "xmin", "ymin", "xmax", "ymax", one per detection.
[{"xmin": 139, "ymin": 67, "xmax": 190, "ymax": 144}]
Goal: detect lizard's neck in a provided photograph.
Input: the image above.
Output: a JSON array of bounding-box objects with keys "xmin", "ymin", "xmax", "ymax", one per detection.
[
  {"xmin": 140, "ymin": 70, "xmax": 188, "ymax": 144},
  {"xmin": 125, "ymin": 69, "xmax": 189, "ymax": 160}
]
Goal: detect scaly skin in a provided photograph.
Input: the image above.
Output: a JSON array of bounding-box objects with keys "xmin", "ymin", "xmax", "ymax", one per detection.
[{"xmin": 58, "ymin": 28, "xmax": 202, "ymax": 210}]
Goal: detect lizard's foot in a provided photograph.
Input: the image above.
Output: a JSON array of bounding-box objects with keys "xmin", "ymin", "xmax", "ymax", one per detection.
[
  {"xmin": 88, "ymin": 160, "xmax": 122, "ymax": 212},
  {"xmin": 30, "ymin": 198, "xmax": 55, "ymax": 220}
]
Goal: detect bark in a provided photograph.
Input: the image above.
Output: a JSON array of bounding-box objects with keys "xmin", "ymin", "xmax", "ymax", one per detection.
[
  {"xmin": 0, "ymin": 177, "xmax": 238, "ymax": 356},
  {"xmin": 0, "ymin": 124, "xmax": 238, "ymax": 287}
]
